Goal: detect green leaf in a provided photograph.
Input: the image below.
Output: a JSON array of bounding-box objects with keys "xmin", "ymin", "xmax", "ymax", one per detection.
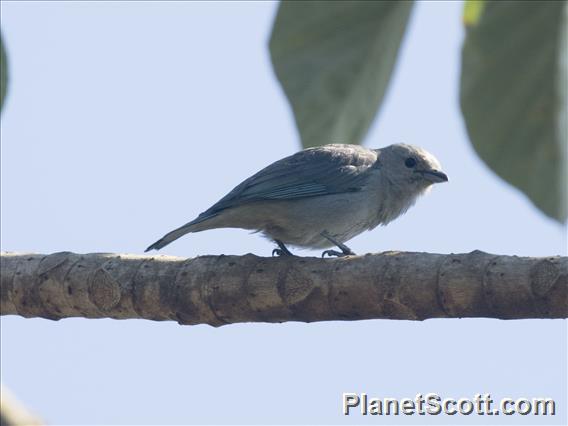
[
  {"xmin": 460, "ymin": 1, "xmax": 567, "ymax": 222},
  {"xmin": 270, "ymin": 1, "xmax": 413, "ymax": 149},
  {"xmin": 463, "ymin": 0, "xmax": 486, "ymax": 27},
  {"xmin": 0, "ymin": 34, "xmax": 8, "ymax": 112}
]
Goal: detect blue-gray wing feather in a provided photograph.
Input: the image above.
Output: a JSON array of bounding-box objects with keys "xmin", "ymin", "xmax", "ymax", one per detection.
[{"xmin": 203, "ymin": 144, "xmax": 378, "ymax": 216}]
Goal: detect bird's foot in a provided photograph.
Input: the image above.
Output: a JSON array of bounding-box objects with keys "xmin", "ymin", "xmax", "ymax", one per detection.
[
  {"xmin": 272, "ymin": 239, "xmax": 293, "ymax": 257},
  {"xmin": 321, "ymin": 248, "xmax": 356, "ymax": 258},
  {"xmin": 320, "ymin": 231, "xmax": 356, "ymax": 258},
  {"xmin": 272, "ymin": 248, "xmax": 292, "ymax": 257},
  {"xmin": 321, "ymin": 249, "xmax": 343, "ymax": 258}
]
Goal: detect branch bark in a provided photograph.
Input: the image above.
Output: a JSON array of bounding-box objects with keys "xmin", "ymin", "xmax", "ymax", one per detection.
[{"xmin": 1, "ymin": 251, "xmax": 566, "ymax": 326}]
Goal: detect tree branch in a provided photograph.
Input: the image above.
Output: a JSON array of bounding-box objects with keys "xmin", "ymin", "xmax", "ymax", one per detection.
[{"xmin": 1, "ymin": 251, "xmax": 566, "ymax": 326}]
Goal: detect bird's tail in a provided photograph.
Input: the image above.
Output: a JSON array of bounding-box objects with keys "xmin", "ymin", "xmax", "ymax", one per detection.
[{"xmin": 144, "ymin": 212, "xmax": 218, "ymax": 252}]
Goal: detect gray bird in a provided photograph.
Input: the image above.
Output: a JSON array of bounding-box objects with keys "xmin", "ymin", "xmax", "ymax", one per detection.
[{"xmin": 145, "ymin": 143, "xmax": 448, "ymax": 257}]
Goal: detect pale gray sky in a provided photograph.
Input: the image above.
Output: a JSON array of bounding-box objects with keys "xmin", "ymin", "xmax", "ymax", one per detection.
[{"xmin": 1, "ymin": 1, "xmax": 566, "ymax": 425}]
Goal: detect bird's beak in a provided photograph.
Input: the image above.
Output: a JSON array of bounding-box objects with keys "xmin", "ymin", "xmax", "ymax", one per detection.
[{"xmin": 418, "ymin": 169, "xmax": 448, "ymax": 183}]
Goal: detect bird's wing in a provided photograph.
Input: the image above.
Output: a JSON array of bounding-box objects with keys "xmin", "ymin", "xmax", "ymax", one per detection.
[{"xmin": 206, "ymin": 144, "xmax": 378, "ymax": 214}]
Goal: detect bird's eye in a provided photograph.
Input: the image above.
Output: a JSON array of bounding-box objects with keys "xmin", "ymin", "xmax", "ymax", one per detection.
[{"xmin": 404, "ymin": 157, "xmax": 417, "ymax": 168}]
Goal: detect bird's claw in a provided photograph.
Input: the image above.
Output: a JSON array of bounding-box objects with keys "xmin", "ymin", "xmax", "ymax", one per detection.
[
  {"xmin": 272, "ymin": 248, "xmax": 291, "ymax": 257},
  {"xmin": 322, "ymin": 249, "xmax": 345, "ymax": 258},
  {"xmin": 273, "ymin": 240, "xmax": 293, "ymax": 257},
  {"xmin": 321, "ymin": 249, "xmax": 356, "ymax": 258}
]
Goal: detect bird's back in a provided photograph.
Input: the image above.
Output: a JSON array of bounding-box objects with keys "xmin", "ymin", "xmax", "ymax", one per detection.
[{"xmin": 203, "ymin": 144, "xmax": 378, "ymax": 217}]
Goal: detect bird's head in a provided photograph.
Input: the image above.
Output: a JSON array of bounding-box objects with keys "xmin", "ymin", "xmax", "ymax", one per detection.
[{"xmin": 376, "ymin": 144, "xmax": 448, "ymax": 193}]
